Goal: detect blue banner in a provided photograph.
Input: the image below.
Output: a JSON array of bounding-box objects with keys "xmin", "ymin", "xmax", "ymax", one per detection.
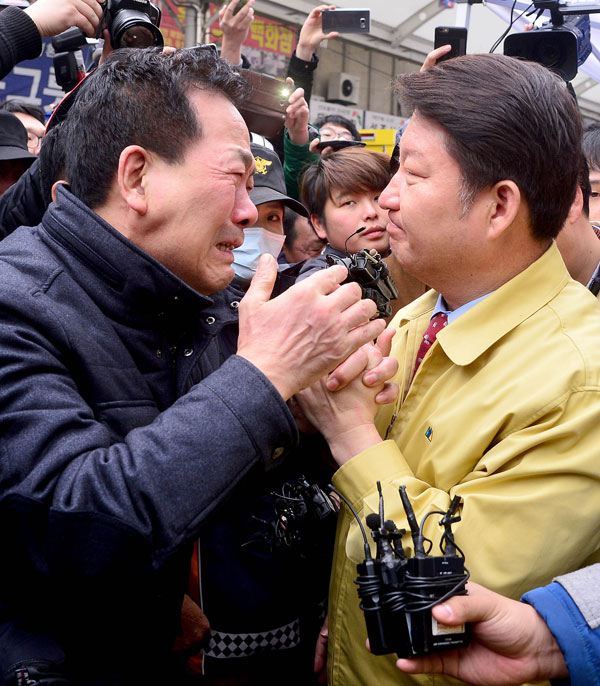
[{"xmin": 0, "ymin": 39, "xmax": 94, "ymax": 120}]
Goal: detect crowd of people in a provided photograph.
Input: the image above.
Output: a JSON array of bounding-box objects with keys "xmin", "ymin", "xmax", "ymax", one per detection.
[{"xmin": 0, "ymin": 1, "xmax": 598, "ymax": 686}]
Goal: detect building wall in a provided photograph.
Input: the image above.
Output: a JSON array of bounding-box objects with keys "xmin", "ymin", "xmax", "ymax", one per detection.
[{"xmin": 312, "ymin": 39, "xmax": 421, "ymax": 117}]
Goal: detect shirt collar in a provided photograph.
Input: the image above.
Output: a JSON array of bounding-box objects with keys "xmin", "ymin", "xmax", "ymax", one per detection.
[
  {"xmin": 586, "ymin": 259, "xmax": 600, "ymax": 291},
  {"xmin": 433, "ymin": 292, "xmax": 492, "ymax": 325},
  {"xmin": 396, "ymin": 243, "xmax": 570, "ymax": 367}
]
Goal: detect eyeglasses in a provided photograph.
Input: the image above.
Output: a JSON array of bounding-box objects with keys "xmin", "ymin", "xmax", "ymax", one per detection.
[
  {"xmin": 27, "ymin": 132, "xmax": 42, "ymax": 152},
  {"xmin": 319, "ymin": 127, "xmax": 355, "ymax": 141}
]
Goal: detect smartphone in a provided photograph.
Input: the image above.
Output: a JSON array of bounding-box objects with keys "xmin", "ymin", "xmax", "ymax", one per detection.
[
  {"xmin": 232, "ymin": 0, "xmax": 248, "ymax": 15},
  {"xmin": 220, "ymin": 0, "xmax": 247, "ymax": 15},
  {"xmin": 434, "ymin": 26, "xmax": 468, "ymax": 61},
  {"xmin": 322, "ymin": 9, "xmax": 371, "ymax": 34},
  {"xmin": 314, "ymin": 139, "xmax": 366, "ymax": 153}
]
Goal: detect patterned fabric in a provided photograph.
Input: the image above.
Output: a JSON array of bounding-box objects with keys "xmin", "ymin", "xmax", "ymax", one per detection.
[
  {"xmin": 413, "ymin": 312, "xmax": 448, "ymax": 377},
  {"xmin": 203, "ymin": 619, "xmax": 301, "ymax": 659}
]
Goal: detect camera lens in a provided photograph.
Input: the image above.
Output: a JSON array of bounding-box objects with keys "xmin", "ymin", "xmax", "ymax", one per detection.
[
  {"xmin": 535, "ymin": 36, "xmax": 564, "ymax": 70},
  {"xmin": 111, "ymin": 10, "xmax": 164, "ymax": 48}
]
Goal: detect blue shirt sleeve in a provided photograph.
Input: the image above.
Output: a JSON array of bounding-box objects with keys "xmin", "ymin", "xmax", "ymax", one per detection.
[{"xmin": 522, "ymin": 581, "xmax": 600, "ymax": 686}]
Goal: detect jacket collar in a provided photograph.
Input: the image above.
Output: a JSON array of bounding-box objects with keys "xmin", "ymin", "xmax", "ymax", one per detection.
[
  {"xmin": 325, "ymin": 244, "xmax": 348, "ymax": 260},
  {"xmin": 397, "ymin": 242, "xmax": 570, "ymax": 366},
  {"xmin": 41, "ymin": 185, "xmax": 213, "ymax": 326}
]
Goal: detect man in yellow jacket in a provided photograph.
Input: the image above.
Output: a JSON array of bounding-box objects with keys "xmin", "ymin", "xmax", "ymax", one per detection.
[{"xmin": 298, "ymin": 53, "xmax": 600, "ymax": 686}]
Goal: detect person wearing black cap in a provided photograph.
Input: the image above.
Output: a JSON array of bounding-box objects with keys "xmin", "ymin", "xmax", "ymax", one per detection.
[
  {"xmin": 231, "ymin": 143, "xmax": 308, "ymax": 281},
  {"xmin": 184, "ymin": 145, "xmax": 336, "ymax": 685},
  {"xmin": 0, "ymin": 110, "xmax": 36, "ymax": 196}
]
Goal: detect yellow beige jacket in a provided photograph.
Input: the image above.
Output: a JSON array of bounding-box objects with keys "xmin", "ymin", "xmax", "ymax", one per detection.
[{"xmin": 328, "ymin": 244, "xmax": 600, "ymax": 686}]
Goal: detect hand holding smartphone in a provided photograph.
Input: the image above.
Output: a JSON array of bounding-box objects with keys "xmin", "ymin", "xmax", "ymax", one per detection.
[
  {"xmin": 321, "ymin": 9, "xmax": 370, "ymax": 34},
  {"xmin": 433, "ymin": 26, "xmax": 467, "ymax": 62}
]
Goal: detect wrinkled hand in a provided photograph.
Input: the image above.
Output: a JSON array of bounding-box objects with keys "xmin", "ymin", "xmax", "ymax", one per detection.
[
  {"xmin": 296, "ymin": 4, "xmax": 339, "ymax": 61},
  {"xmin": 288, "ymin": 328, "xmax": 397, "ymax": 434},
  {"xmin": 237, "ymin": 254, "xmax": 385, "ymax": 401},
  {"xmin": 396, "ymin": 582, "xmax": 568, "ymax": 685},
  {"xmin": 25, "ymin": 0, "xmax": 103, "ymax": 38},
  {"xmin": 314, "ymin": 616, "xmax": 328, "ymax": 683},
  {"xmin": 327, "ymin": 325, "xmax": 397, "ymax": 404},
  {"xmin": 285, "ymin": 81, "xmax": 310, "ymax": 146},
  {"xmin": 219, "ymin": 0, "xmax": 254, "ymax": 65},
  {"xmin": 421, "ymin": 44, "xmax": 452, "ymax": 71},
  {"xmin": 296, "ymin": 336, "xmax": 391, "ymax": 465}
]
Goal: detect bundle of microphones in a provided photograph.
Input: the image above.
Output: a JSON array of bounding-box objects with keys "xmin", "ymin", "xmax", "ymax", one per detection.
[
  {"xmin": 326, "ymin": 226, "xmax": 399, "ymax": 319},
  {"xmin": 333, "ymin": 482, "xmax": 470, "ymax": 658}
]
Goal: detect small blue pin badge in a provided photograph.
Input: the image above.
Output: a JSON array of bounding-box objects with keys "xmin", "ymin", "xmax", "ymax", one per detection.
[{"xmin": 425, "ymin": 426, "xmax": 433, "ymax": 442}]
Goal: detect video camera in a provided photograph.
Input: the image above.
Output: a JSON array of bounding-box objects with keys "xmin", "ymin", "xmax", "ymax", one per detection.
[
  {"xmin": 51, "ymin": 0, "xmax": 163, "ymax": 92},
  {"xmin": 334, "ymin": 482, "xmax": 470, "ymax": 658},
  {"xmin": 504, "ymin": 0, "xmax": 600, "ymax": 81}
]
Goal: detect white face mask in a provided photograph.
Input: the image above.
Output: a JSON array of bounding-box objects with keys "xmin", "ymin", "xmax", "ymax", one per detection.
[{"xmin": 232, "ymin": 226, "xmax": 286, "ymax": 280}]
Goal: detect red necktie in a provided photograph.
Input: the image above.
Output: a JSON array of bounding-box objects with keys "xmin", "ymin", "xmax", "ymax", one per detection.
[{"xmin": 413, "ymin": 312, "xmax": 448, "ymax": 377}]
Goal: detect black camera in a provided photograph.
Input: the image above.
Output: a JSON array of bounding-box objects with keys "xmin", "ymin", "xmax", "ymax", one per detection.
[
  {"xmin": 503, "ymin": 1, "xmax": 597, "ymax": 81},
  {"xmin": 51, "ymin": 0, "xmax": 163, "ymax": 92},
  {"xmin": 104, "ymin": 0, "xmax": 163, "ymax": 50},
  {"xmin": 334, "ymin": 482, "xmax": 470, "ymax": 658},
  {"xmin": 326, "ymin": 247, "xmax": 399, "ymax": 319},
  {"xmin": 272, "ymin": 477, "xmax": 339, "ymax": 560}
]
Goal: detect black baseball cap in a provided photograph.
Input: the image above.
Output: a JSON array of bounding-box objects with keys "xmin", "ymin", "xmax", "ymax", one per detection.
[
  {"xmin": 250, "ymin": 143, "xmax": 308, "ymax": 218},
  {"xmin": 0, "ymin": 111, "xmax": 37, "ymax": 163}
]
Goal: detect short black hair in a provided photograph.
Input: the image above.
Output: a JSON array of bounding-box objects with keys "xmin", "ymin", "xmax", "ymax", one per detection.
[
  {"xmin": 394, "ymin": 54, "xmax": 582, "ymax": 242},
  {"xmin": 39, "ymin": 122, "xmax": 67, "ymax": 207},
  {"xmin": 0, "ymin": 99, "xmax": 45, "ymax": 125},
  {"xmin": 583, "ymin": 122, "xmax": 600, "ymax": 172},
  {"xmin": 63, "ymin": 47, "xmax": 248, "ymax": 209},
  {"xmin": 313, "ymin": 114, "xmax": 361, "ymax": 142},
  {"xmin": 579, "ymin": 155, "xmax": 591, "ymax": 218}
]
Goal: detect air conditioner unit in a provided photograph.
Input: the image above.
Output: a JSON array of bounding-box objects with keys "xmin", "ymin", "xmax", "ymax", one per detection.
[{"xmin": 327, "ymin": 73, "xmax": 360, "ymax": 105}]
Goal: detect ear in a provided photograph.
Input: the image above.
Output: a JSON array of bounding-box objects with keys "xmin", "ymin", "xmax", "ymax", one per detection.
[
  {"xmin": 117, "ymin": 145, "xmax": 151, "ymax": 216},
  {"xmin": 486, "ymin": 179, "xmax": 521, "ymax": 241},
  {"xmin": 51, "ymin": 180, "xmax": 67, "ymax": 202},
  {"xmin": 565, "ymin": 185, "xmax": 584, "ymax": 226},
  {"xmin": 310, "ymin": 213, "xmax": 327, "ymax": 241}
]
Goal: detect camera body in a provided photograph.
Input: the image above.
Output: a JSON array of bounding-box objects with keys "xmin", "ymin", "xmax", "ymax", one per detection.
[
  {"xmin": 504, "ymin": 12, "xmax": 590, "ymax": 81},
  {"xmin": 51, "ymin": 0, "xmax": 163, "ymax": 92},
  {"xmin": 326, "ymin": 249, "xmax": 399, "ymax": 319},
  {"xmin": 105, "ymin": 0, "xmax": 163, "ymax": 50},
  {"xmin": 272, "ymin": 477, "xmax": 339, "ymax": 560},
  {"xmin": 503, "ymin": 1, "xmax": 600, "ymax": 81}
]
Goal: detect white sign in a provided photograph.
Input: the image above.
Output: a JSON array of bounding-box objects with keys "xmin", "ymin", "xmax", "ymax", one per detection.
[
  {"xmin": 309, "ymin": 99, "xmax": 364, "ymax": 129},
  {"xmin": 364, "ymin": 110, "xmax": 406, "ymax": 130}
]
